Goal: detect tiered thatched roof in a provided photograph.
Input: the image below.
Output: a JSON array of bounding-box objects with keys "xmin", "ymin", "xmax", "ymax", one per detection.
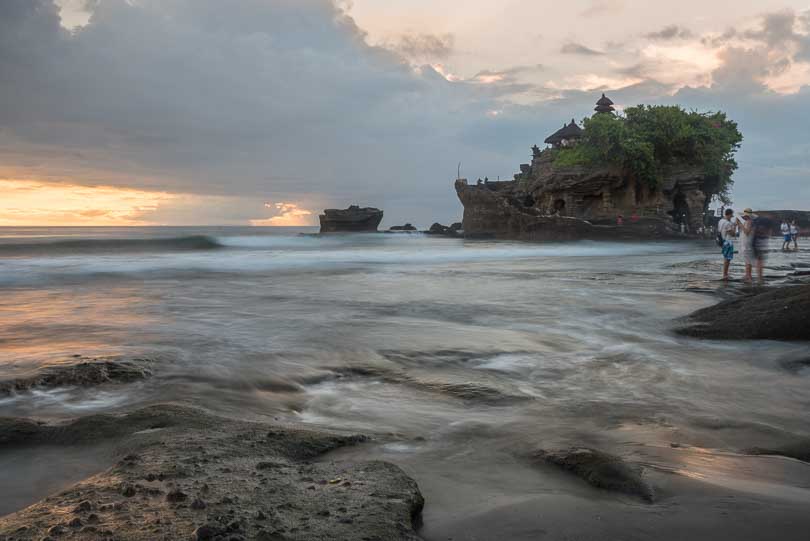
[
  {"xmin": 595, "ymin": 93, "xmax": 615, "ymax": 114},
  {"xmin": 544, "ymin": 119, "xmax": 583, "ymax": 145}
]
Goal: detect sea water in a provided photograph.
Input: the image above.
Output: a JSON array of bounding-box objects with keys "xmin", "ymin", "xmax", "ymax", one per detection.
[{"xmin": 1, "ymin": 226, "xmax": 808, "ymax": 536}]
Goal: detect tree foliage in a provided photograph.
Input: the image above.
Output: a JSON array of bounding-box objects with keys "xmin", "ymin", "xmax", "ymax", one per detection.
[{"xmin": 553, "ymin": 105, "xmax": 742, "ymax": 199}]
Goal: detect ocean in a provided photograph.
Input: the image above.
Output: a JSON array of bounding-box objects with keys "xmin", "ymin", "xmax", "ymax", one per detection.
[{"xmin": 1, "ymin": 226, "xmax": 809, "ymax": 538}]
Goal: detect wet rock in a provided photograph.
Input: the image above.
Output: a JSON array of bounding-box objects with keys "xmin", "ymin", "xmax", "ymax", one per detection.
[
  {"xmin": 166, "ymin": 488, "xmax": 188, "ymax": 503},
  {"xmin": 425, "ymin": 222, "xmax": 461, "ymax": 237},
  {"xmin": 534, "ymin": 447, "xmax": 654, "ymax": 502},
  {"xmin": 0, "ymin": 417, "xmax": 43, "ymax": 446},
  {"xmin": 0, "ymin": 406, "xmax": 424, "ymax": 541},
  {"xmin": 255, "ymin": 530, "xmax": 288, "ymax": 541},
  {"xmin": 745, "ymin": 439, "xmax": 810, "ymax": 462},
  {"xmin": 72, "ymin": 500, "xmax": 92, "ymax": 513},
  {"xmin": 676, "ymin": 284, "xmax": 810, "ymax": 341},
  {"xmin": 193, "ymin": 524, "xmax": 218, "ymax": 540},
  {"xmin": 0, "ymin": 357, "xmax": 153, "ymax": 396},
  {"xmin": 389, "ymin": 223, "xmax": 417, "ymax": 231},
  {"xmin": 256, "ymin": 461, "xmax": 284, "ymax": 470},
  {"xmin": 46, "ymin": 525, "xmax": 66, "ymax": 536}
]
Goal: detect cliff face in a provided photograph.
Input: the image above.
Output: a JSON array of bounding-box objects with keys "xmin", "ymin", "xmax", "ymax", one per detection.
[{"xmin": 456, "ymin": 150, "xmax": 711, "ymax": 240}]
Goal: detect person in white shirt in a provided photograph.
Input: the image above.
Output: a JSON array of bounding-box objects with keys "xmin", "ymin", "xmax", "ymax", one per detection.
[
  {"xmin": 790, "ymin": 220, "xmax": 799, "ymax": 251},
  {"xmin": 781, "ymin": 221, "xmax": 791, "ymax": 251},
  {"xmin": 718, "ymin": 208, "xmax": 736, "ymax": 280},
  {"xmin": 738, "ymin": 209, "xmax": 755, "ymax": 282}
]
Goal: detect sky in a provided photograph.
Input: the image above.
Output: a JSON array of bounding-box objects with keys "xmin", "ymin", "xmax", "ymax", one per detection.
[{"xmin": 1, "ymin": 0, "xmax": 808, "ymax": 227}]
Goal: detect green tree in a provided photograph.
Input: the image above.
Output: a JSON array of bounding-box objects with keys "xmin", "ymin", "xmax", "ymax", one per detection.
[{"xmin": 553, "ymin": 105, "xmax": 742, "ymax": 200}]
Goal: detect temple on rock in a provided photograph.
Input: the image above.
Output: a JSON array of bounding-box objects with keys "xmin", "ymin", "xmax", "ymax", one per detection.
[{"xmin": 454, "ymin": 93, "xmax": 725, "ymax": 240}]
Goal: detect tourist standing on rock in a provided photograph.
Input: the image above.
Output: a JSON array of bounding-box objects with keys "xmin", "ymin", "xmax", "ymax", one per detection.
[
  {"xmin": 718, "ymin": 208, "xmax": 736, "ymax": 280},
  {"xmin": 781, "ymin": 221, "xmax": 791, "ymax": 251},
  {"xmin": 790, "ymin": 220, "xmax": 799, "ymax": 251},
  {"xmin": 738, "ymin": 209, "xmax": 755, "ymax": 283}
]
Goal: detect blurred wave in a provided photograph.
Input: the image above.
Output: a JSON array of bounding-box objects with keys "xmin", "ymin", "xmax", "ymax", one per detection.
[{"xmin": 0, "ymin": 235, "xmax": 222, "ymax": 257}]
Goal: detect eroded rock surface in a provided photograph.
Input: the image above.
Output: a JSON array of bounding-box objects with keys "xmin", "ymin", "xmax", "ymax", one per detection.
[
  {"xmin": 532, "ymin": 447, "xmax": 654, "ymax": 502},
  {"xmin": 455, "ymin": 148, "xmax": 708, "ymax": 240},
  {"xmin": 0, "ymin": 405, "xmax": 425, "ymax": 540},
  {"xmin": 676, "ymin": 284, "xmax": 810, "ymax": 341}
]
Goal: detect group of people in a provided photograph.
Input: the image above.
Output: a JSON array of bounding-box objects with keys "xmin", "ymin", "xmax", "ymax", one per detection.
[
  {"xmin": 780, "ymin": 220, "xmax": 800, "ymax": 251},
  {"xmin": 717, "ymin": 208, "xmax": 798, "ymax": 283}
]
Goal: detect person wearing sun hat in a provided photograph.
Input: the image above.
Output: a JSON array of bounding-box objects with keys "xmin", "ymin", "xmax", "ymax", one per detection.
[{"xmin": 738, "ymin": 208, "xmax": 755, "ymax": 282}]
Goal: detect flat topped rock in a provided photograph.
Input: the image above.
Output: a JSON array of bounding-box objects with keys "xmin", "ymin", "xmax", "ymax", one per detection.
[{"xmin": 319, "ymin": 205, "xmax": 383, "ymax": 233}]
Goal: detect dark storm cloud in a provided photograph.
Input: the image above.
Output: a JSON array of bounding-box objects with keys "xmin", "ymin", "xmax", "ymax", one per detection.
[
  {"xmin": 560, "ymin": 42, "xmax": 605, "ymax": 56},
  {"xmin": 644, "ymin": 25, "xmax": 693, "ymax": 41}
]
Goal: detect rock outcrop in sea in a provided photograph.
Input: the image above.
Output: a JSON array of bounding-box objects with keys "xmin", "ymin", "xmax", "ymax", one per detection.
[
  {"xmin": 455, "ymin": 160, "xmax": 708, "ymax": 240},
  {"xmin": 319, "ymin": 205, "xmax": 384, "ymax": 233},
  {"xmin": 389, "ymin": 223, "xmax": 417, "ymax": 231},
  {"xmin": 454, "ymin": 94, "xmax": 740, "ymax": 240}
]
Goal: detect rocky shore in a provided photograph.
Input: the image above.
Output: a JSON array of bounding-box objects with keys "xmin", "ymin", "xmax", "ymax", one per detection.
[{"xmin": 0, "ymin": 406, "xmax": 424, "ymax": 541}]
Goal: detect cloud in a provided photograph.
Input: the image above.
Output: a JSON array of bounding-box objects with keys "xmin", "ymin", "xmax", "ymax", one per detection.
[
  {"xmin": 560, "ymin": 42, "xmax": 605, "ymax": 56},
  {"xmin": 471, "ymin": 65, "xmax": 544, "ymax": 85},
  {"xmin": 385, "ymin": 32, "xmax": 455, "ymax": 62},
  {"xmin": 0, "ymin": 0, "xmax": 497, "ymax": 224},
  {"xmin": 704, "ymin": 9, "xmax": 810, "ymax": 93},
  {"xmin": 2, "ymin": 0, "xmax": 810, "ymax": 228},
  {"xmin": 580, "ymin": 0, "xmax": 623, "ymax": 18},
  {"xmin": 251, "ymin": 202, "xmax": 316, "ymax": 226},
  {"xmin": 645, "ymin": 25, "xmax": 693, "ymax": 41}
]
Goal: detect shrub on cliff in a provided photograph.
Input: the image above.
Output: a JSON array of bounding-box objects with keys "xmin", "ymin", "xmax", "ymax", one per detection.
[{"xmin": 554, "ymin": 105, "xmax": 742, "ymax": 200}]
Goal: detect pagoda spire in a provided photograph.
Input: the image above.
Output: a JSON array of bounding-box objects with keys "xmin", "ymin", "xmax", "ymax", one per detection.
[{"xmin": 594, "ymin": 93, "xmax": 615, "ymax": 114}]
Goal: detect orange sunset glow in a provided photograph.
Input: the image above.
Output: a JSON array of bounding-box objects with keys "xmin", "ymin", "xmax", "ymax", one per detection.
[
  {"xmin": 0, "ymin": 179, "xmax": 175, "ymax": 226},
  {"xmin": 250, "ymin": 202, "xmax": 317, "ymax": 227}
]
